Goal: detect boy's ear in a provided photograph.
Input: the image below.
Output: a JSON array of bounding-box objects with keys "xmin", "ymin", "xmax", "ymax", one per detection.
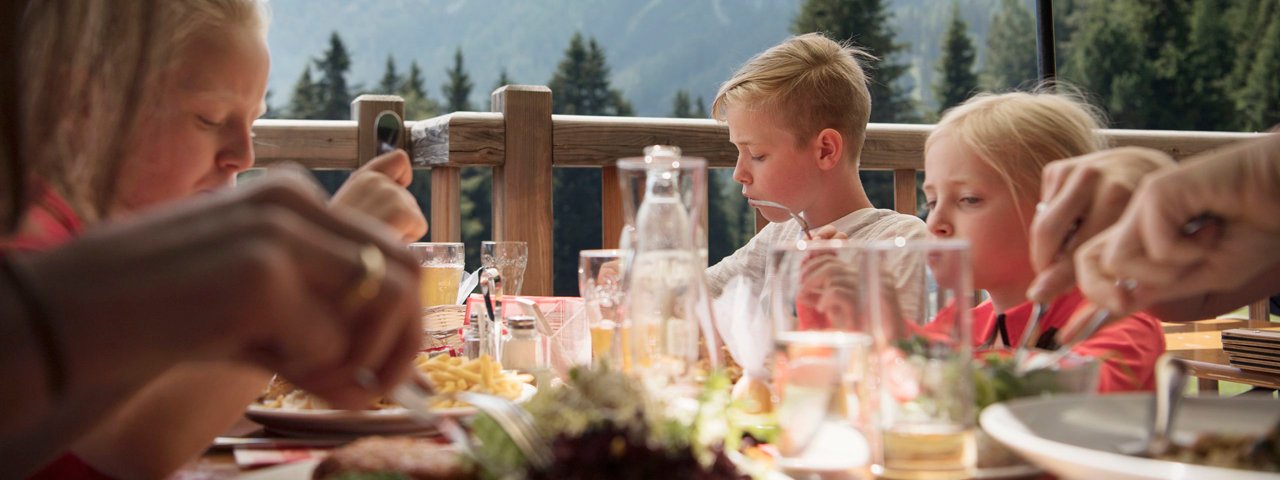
[{"xmin": 815, "ymin": 128, "xmax": 844, "ymax": 170}]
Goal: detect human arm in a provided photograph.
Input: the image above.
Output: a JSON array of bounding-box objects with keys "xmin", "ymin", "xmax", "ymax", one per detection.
[
  {"xmin": 0, "ymin": 175, "xmax": 422, "ymax": 475},
  {"xmin": 1027, "ymin": 147, "xmax": 1176, "ymax": 302},
  {"xmin": 1068, "ymin": 134, "xmax": 1280, "ymax": 334},
  {"xmin": 331, "ymin": 149, "xmax": 428, "ymax": 242}
]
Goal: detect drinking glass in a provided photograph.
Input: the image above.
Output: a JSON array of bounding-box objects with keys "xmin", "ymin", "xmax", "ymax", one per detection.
[
  {"xmin": 767, "ymin": 239, "xmax": 874, "ymax": 472},
  {"xmin": 578, "ymin": 249, "xmax": 628, "ymax": 368},
  {"xmin": 481, "ymin": 241, "xmax": 528, "ymax": 296},
  {"xmin": 408, "ymin": 242, "xmax": 466, "ymax": 353},
  {"xmin": 862, "ymin": 239, "xmax": 975, "ymax": 480}
]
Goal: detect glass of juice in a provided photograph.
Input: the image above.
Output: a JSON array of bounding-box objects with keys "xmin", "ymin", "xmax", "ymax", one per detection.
[
  {"xmin": 861, "ymin": 239, "xmax": 975, "ymax": 480},
  {"xmin": 407, "ymin": 242, "xmax": 466, "ymax": 352},
  {"xmin": 578, "ymin": 249, "xmax": 628, "ymax": 369}
]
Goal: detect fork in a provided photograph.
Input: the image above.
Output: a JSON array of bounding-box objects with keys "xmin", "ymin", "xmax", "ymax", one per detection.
[
  {"xmin": 750, "ymin": 199, "xmax": 813, "ymax": 239},
  {"xmin": 359, "ymin": 370, "xmax": 554, "ymax": 470}
]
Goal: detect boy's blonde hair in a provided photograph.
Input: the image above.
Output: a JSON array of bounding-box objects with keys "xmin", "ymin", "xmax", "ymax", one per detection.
[
  {"xmin": 713, "ymin": 33, "xmax": 874, "ymax": 165},
  {"xmin": 21, "ymin": 0, "xmax": 267, "ymax": 220},
  {"xmin": 926, "ymin": 90, "xmax": 1107, "ymax": 225}
]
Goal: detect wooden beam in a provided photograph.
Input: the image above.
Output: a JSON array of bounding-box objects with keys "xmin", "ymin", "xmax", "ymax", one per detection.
[
  {"xmin": 252, "ymin": 119, "xmax": 358, "ymax": 168},
  {"xmin": 893, "ymin": 169, "xmax": 918, "ymax": 217},
  {"xmin": 409, "ymin": 112, "xmax": 506, "ymax": 167},
  {"xmin": 492, "ymin": 85, "xmax": 554, "ymax": 296},
  {"xmin": 430, "ymin": 167, "xmax": 461, "ymax": 242},
  {"xmin": 601, "ymin": 166, "xmax": 623, "ymax": 249},
  {"xmin": 350, "ymin": 95, "xmax": 405, "ymax": 166}
]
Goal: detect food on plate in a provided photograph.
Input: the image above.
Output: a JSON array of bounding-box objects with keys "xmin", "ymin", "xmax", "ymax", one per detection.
[
  {"xmin": 312, "ymin": 436, "xmax": 472, "ymax": 480},
  {"xmin": 255, "ymin": 354, "xmax": 531, "ymax": 411},
  {"xmin": 469, "ymin": 365, "xmax": 748, "ymax": 479},
  {"xmin": 1154, "ymin": 419, "xmax": 1280, "ymax": 472}
]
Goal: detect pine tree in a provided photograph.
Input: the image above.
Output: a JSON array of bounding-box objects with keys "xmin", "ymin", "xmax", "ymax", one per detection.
[
  {"xmin": 438, "ymin": 47, "xmax": 488, "ymax": 269},
  {"xmin": 287, "ymin": 64, "xmax": 324, "ymax": 119},
  {"xmin": 1237, "ymin": 10, "xmax": 1280, "ymax": 130},
  {"xmin": 982, "ymin": 0, "xmax": 1038, "ymax": 91},
  {"xmin": 935, "ymin": 4, "xmax": 979, "ymax": 114},
  {"xmin": 671, "ymin": 90, "xmax": 693, "ymax": 118},
  {"xmin": 1181, "ymin": 0, "xmax": 1238, "ymax": 131},
  {"xmin": 487, "ymin": 69, "xmax": 513, "ymax": 111},
  {"xmin": 378, "ymin": 55, "xmax": 401, "ymax": 94},
  {"xmin": 400, "ymin": 60, "xmax": 438, "ymax": 119},
  {"xmin": 442, "ymin": 47, "xmax": 474, "ymax": 112},
  {"xmin": 314, "ymin": 32, "xmax": 352, "ymax": 120},
  {"xmin": 693, "ymin": 96, "xmax": 708, "ymax": 118},
  {"xmin": 1063, "ymin": 0, "xmax": 1152, "ymax": 128},
  {"xmin": 546, "ymin": 32, "xmax": 633, "ymax": 294},
  {"xmin": 792, "ymin": 0, "xmax": 919, "ymax": 123}
]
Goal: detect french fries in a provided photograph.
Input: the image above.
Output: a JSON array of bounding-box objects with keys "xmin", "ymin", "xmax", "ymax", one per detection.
[{"xmin": 413, "ymin": 354, "xmax": 532, "ymax": 409}]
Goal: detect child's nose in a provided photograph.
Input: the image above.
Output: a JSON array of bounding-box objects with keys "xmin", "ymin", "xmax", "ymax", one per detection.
[
  {"xmin": 926, "ymin": 211, "xmax": 952, "ymax": 237},
  {"xmin": 732, "ymin": 160, "xmax": 751, "ymax": 185}
]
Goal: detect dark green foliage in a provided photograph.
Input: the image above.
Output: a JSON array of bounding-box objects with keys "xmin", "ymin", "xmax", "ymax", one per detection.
[
  {"xmin": 315, "ymin": 32, "xmax": 353, "ymax": 120},
  {"xmin": 400, "ymin": 60, "xmax": 438, "ymax": 119},
  {"xmin": 443, "ymin": 47, "xmax": 475, "ymax": 113},
  {"xmin": 378, "ymin": 55, "xmax": 400, "ymax": 94},
  {"xmin": 286, "ymin": 64, "xmax": 324, "ymax": 119},
  {"xmin": 982, "ymin": 0, "xmax": 1037, "ymax": 91},
  {"xmin": 935, "ymin": 4, "xmax": 980, "ymax": 113},
  {"xmin": 792, "ymin": 0, "xmax": 920, "ymax": 123},
  {"xmin": 547, "ymin": 32, "xmax": 632, "ymax": 294}
]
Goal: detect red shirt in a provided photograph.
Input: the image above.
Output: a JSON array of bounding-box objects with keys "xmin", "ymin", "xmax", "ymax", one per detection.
[
  {"xmin": 2, "ymin": 180, "xmax": 83, "ymax": 253},
  {"xmin": 2, "ymin": 183, "xmax": 112, "ymax": 480},
  {"xmin": 934, "ymin": 289, "xmax": 1165, "ymax": 392}
]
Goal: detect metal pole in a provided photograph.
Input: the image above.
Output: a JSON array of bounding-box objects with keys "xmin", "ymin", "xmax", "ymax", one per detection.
[{"xmin": 1035, "ymin": 0, "xmax": 1057, "ymax": 87}]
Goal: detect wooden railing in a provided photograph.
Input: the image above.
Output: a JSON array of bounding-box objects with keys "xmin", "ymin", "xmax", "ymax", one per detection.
[{"xmin": 252, "ymin": 87, "xmax": 1269, "ymax": 318}]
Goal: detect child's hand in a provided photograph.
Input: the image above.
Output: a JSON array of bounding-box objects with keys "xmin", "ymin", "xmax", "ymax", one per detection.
[
  {"xmin": 331, "ymin": 150, "xmax": 428, "ymax": 242},
  {"xmin": 810, "ymin": 225, "xmax": 848, "ymax": 240},
  {"xmin": 1027, "ymin": 147, "xmax": 1174, "ymax": 302}
]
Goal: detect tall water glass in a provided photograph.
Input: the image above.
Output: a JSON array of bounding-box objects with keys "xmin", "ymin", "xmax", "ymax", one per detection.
[
  {"xmin": 481, "ymin": 241, "xmax": 528, "ymax": 296},
  {"xmin": 862, "ymin": 239, "xmax": 974, "ymax": 480},
  {"xmin": 578, "ymin": 249, "xmax": 628, "ymax": 368},
  {"xmin": 407, "ymin": 242, "xmax": 466, "ymax": 353},
  {"xmin": 767, "ymin": 239, "xmax": 874, "ymax": 473}
]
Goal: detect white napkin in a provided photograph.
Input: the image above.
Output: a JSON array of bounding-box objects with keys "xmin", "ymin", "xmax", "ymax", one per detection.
[{"xmin": 712, "ymin": 276, "xmax": 771, "ymax": 379}]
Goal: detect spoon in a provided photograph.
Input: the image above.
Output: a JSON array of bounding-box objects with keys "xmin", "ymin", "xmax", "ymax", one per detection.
[
  {"xmin": 750, "ymin": 199, "xmax": 812, "ymax": 239},
  {"xmin": 1118, "ymin": 355, "xmax": 1188, "ymax": 457}
]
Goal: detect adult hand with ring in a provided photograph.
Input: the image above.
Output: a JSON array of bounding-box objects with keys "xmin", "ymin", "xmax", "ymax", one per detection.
[{"xmin": 1028, "ymin": 147, "xmax": 1175, "ymax": 302}]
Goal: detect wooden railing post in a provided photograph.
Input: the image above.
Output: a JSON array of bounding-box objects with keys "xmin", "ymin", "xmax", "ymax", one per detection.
[
  {"xmin": 602, "ymin": 166, "xmax": 623, "ymax": 248},
  {"xmin": 430, "ymin": 168, "xmax": 462, "ymax": 242},
  {"xmin": 350, "ymin": 94, "xmax": 405, "ymax": 166},
  {"xmin": 893, "ymin": 169, "xmax": 918, "ymax": 217},
  {"xmin": 492, "ymin": 86, "xmax": 554, "ymax": 296}
]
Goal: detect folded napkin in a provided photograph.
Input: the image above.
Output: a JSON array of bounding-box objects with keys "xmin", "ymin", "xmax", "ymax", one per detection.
[{"xmin": 712, "ymin": 276, "xmax": 771, "ymax": 379}]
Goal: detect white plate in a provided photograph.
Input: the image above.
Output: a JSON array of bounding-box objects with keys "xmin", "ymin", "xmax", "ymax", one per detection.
[
  {"xmin": 245, "ymin": 383, "xmax": 536, "ymax": 437},
  {"xmin": 980, "ymin": 393, "xmax": 1280, "ymax": 480}
]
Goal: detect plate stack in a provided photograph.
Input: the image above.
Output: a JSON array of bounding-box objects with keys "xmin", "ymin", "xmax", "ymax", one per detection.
[{"xmin": 1222, "ymin": 328, "xmax": 1280, "ymax": 375}]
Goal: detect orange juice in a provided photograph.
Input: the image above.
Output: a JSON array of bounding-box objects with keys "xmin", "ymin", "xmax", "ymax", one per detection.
[{"xmin": 420, "ymin": 265, "xmax": 462, "ymax": 307}]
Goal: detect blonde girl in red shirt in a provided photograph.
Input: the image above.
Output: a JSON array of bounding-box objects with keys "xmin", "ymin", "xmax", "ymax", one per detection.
[{"xmin": 922, "ymin": 91, "xmax": 1165, "ymax": 392}]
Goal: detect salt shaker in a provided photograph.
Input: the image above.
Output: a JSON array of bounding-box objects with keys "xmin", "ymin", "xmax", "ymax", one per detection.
[{"xmin": 502, "ymin": 315, "xmax": 547, "ymax": 373}]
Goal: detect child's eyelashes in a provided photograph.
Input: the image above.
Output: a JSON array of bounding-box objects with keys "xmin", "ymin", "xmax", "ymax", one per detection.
[
  {"xmin": 750, "ymin": 155, "xmax": 765, "ymax": 161},
  {"xmin": 196, "ymin": 114, "xmax": 224, "ymax": 128},
  {"xmin": 959, "ymin": 196, "xmax": 983, "ymax": 206}
]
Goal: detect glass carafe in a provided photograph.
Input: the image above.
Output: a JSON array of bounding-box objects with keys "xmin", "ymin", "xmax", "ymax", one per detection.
[{"xmin": 617, "ymin": 146, "xmax": 719, "ymax": 392}]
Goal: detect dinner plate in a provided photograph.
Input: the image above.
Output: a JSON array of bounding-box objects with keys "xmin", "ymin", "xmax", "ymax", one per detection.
[
  {"xmin": 245, "ymin": 383, "xmax": 537, "ymax": 437},
  {"xmin": 980, "ymin": 392, "xmax": 1280, "ymax": 480}
]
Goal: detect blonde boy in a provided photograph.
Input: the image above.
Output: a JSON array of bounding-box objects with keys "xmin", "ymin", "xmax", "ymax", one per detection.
[{"xmin": 706, "ymin": 33, "xmax": 925, "ymax": 296}]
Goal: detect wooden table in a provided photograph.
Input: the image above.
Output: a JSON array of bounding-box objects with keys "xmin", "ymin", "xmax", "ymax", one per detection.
[{"xmin": 1164, "ymin": 319, "xmax": 1280, "ymax": 392}]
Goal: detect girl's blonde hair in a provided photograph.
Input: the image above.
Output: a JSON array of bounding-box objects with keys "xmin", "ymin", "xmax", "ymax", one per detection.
[
  {"xmin": 21, "ymin": 0, "xmax": 267, "ymax": 221},
  {"xmin": 926, "ymin": 89, "xmax": 1107, "ymax": 225},
  {"xmin": 713, "ymin": 33, "xmax": 874, "ymax": 165}
]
